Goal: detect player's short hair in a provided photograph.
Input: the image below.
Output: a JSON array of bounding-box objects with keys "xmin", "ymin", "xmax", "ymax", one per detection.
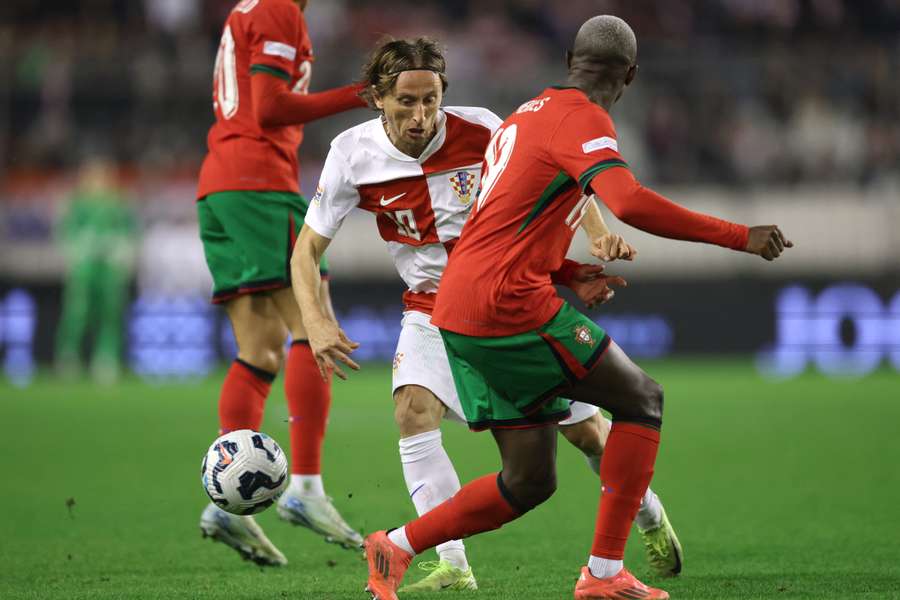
[
  {"xmin": 572, "ymin": 15, "xmax": 637, "ymax": 68},
  {"xmin": 361, "ymin": 37, "xmax": 448, "ymax": 109}
]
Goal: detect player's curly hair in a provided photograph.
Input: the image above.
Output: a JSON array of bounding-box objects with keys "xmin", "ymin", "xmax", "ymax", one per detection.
[{"xmin": 360, "ymin": 37, "xmax": 449, "ymax": 109}]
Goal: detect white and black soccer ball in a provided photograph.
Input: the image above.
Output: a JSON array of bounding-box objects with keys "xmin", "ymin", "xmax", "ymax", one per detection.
[{"xmin": 201, "ymin": 429, "xmax": 288, "ymax": 515}]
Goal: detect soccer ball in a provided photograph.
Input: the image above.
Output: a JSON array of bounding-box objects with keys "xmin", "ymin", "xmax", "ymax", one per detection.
[{"xmin": 201, "ymin": 429, "xmax": 288, "ymax": 515}]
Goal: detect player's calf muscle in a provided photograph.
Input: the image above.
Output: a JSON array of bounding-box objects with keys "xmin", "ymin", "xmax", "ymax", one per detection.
[
  {"xmin": 393, "ymin": 385, "xmax": 446, "ymax": 436},
  {"xmin": 494, "ymin": 428, "xmax": 559, "ymax": 511},
  {"xmin": 561, "ymin": 417, "xmax": 606, "ymax": 457}
]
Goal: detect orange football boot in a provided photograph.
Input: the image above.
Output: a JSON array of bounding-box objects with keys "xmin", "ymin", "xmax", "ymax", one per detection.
[
  {"xmin": 574, "ymin": 566, "xmax": 670, "ymax": 599},
  {"xmin": 363, "ymin": 530, "xmax": 413, "ymax": 600}
]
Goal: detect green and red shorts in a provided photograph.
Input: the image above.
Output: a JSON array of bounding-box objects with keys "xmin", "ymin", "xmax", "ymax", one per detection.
[
  {"xmin": 439, "ymin": 302, "xmax": 611, "ymax": 431},
  {"xmin": 197, "ymin": 190, "xmax": 328, "ymax": 304}
]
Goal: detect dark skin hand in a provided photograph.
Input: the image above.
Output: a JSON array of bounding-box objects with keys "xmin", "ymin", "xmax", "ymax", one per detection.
[
  {"xmin": 745, "ymin": 225, "xmax": 793, "ymax": 261},
  {"xmin": 569, "ymin": 264, "xmax": 627, "ymax": 308}
]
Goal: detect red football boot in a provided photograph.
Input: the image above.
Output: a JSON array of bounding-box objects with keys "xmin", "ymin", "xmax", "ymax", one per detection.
[
  {"xmin": 574, "ymin": 566, "xmax": 670, "ymax": 599},
  {"xmin": 364, "ymin": 530, "xmax": 413, "ymax": 600}
]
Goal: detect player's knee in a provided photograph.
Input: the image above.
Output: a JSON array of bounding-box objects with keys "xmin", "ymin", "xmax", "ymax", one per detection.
[
  {"xmin": 521, "ymin": 472, "xmax": 557, "ymax": 509},
  {"xmin": 609, "ymin": 376, "xmax": 663, "ymax": 428},
  {"xmin": 238, "ymin": 347, "xmax": 282, "ymax": 374},
  {"xmin": 238, "ymin": 331, "xmax": 287, "ymax": 373},
  {"xmin": 638, "ymin": 378, "xmax": 664, "ymax": 426},
  {"xmin": 393, "ymin": 386, "xmax": 443, "ymax": 436},
  {"xmin": 502, "ymin": 465, "xmax": 557, "ymax": 511},
  {"xmin": 260, "ymin": 344, "xmax": 286, "ymax": 374}
]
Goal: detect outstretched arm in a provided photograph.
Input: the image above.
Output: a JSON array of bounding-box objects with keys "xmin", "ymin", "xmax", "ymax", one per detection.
[
  {"xmin": 290, "ymin": 225, "xmax": 359, "ymax": 380},
  {"xmin": 251, "ymin": 72, "xmax": 366, "ymax": 128},
  {"xmin": 589, "ymin": 167, "xmax": 791, "ymax": 260}
]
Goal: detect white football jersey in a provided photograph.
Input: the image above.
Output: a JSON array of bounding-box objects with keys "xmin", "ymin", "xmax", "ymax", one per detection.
[{"xmin": 305, "ymin": 106, "xmax": 502, "ymax": 313}]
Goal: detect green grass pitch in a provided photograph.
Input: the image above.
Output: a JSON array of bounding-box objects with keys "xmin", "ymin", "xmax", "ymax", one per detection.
[{"xmin": 2, "ymin": 360, "xmax": 898, "ymax": 599}]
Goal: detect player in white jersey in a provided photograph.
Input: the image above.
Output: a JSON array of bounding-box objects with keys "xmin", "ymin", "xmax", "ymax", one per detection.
[{"xmin": 291, "ymin": 38, "xmax": 681, "ymax": 591}]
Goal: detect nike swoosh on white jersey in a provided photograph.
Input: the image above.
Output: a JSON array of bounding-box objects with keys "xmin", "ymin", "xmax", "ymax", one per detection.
[{"xmin": 379, "ymin": 193, "xmax": 406, "ymax": 206}]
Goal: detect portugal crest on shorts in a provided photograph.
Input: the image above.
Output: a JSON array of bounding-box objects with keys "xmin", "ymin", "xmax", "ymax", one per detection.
[
  {"xmin": 573, "ymin": 325, "xmax": 595, "ymax": 348},
  {"xmin": 392, "ymin": 352, "xmax": 405, "ymax": 371},
  {"xmin": 449, "ymin": 171, "xmax": 476, "ymax": 205}
]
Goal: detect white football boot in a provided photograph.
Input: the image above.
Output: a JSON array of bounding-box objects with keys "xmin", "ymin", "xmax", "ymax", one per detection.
[
  {"xmin": 276, "ymin": 491, "xmax": 363, "ymax": 549},
  {"xmin": 199, "ymin": 502, "xmax": 287, "ymax": 566}
]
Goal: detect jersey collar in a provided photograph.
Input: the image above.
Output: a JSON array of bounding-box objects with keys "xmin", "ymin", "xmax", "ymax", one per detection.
[{"xmin": 372, "ymin": 109, "xmax": 448, "ymax": 164}]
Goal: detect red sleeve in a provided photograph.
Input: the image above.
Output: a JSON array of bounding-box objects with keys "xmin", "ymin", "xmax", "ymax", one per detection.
[
  {"xmin": 550, "ymin": 259, "xmax": 581, "ymax": 287},
  {"xmin": 251, "ymin": 74, "xmax": 367, "ymax": 128},
  {"xmin": 548, "ymin": 104, "xmax": 629, "ymax": 189},
  {"xmin": 589, "ymin": 167, "xmax": 749, "ymax": 251},
  {"xmin": 246, "ymin": 1, "xmax": 302, "ymax": 78}
]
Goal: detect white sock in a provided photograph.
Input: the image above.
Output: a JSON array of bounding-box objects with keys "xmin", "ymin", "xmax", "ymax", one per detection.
[
  {"xmin": 399, "ymin": 429, "xmax": 468, "ymax": 570},
  {"xmin": 437, "ymin": 547, "xmax": 468, "ymax": 571},
  {"xmin": 290, "ymin": 474, "xmax": 325, "ymax": 497},
  {"xmin": 588, "ymin": 555, "xmax": 623, "ymax": 579},
  {"xmin": 634, "ymin": 487, "xmax": 663, "ymax": 531},
  {"xmin": 388, "ymin": 526, "xmax": 415, "ymax": 556}
]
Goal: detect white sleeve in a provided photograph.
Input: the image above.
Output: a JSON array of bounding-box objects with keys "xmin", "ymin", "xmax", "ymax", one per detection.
[
  {"xmin": 304, "ymin": 145, "xmax": 359, "ymax": 240},
  {"xmin": 479, "ymin": 109, "xmax": 504, "ymax": 134},
  {"xmin": 444, "ymin": 106, "xmax": 504, "ymax": 134}
]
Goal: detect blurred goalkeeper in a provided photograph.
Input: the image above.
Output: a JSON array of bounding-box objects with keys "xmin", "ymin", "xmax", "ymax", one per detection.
[
  {"xmin": 55, "ymin": 157, "xmax": 137, "ymax": 384},
  {"xmin": 195, "ymin": 0, "xmax": 367, "ymax": 566}
]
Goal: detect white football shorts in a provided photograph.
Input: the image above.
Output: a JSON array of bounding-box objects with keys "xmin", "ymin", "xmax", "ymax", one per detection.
[{"xmin": 391, "ymin": 311, "xmax": 599, "ymax": 427}]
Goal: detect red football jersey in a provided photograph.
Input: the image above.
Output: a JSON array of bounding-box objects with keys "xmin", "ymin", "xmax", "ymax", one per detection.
[
  {"xmin": 197, "ymin": 0, "xmax": 313, "ymax": 198},
  {"xmin": 432, "ymin": 87, "xmax": 629, "ymax": 336}
]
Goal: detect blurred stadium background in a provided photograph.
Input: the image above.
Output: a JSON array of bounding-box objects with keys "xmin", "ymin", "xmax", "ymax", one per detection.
[{"xmin": 1, "ymin": 0, "xmax": 898, "ymax": 386}]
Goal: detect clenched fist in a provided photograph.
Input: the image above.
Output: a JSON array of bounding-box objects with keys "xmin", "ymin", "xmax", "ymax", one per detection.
[
  {"xmin": 745, "ymin": 225, "xmax": 793, "ymax": 261},
  {"xmin": 591, "ymin": 233, "xmax": 637, "ymax": 262}
]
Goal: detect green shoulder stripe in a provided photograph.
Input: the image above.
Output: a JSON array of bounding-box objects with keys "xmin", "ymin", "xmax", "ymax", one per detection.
[
  {"xmin": 516, "ymin": 171, "xmax": 577, "ymax": 235},
  {"xmin": 577, "ymin": 158, "xmax": 629, "ymax": 191},
  {"xmin": 250, "ymin": 64, "xmax": 291, "ymax": 82}
]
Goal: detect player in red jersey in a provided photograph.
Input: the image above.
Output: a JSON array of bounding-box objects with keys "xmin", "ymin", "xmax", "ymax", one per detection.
[
  {"xmin": 359, "ymin": 15, "xmax": 792, "ymax": 600},
  {"xmin": 196, "ymin": 0, "xmax": 367, "ymax": 565}
]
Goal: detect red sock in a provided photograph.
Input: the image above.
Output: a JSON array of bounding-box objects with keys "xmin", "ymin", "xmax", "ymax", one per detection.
[
  {"xmin": 405, "ymin": 473, "xmax": 520, "ymax": 553},
  {"xmin": 285, "ymin": 341, "xmax": 332, "ymax": 475},
  {"xmin": 218, "ymin": 359, "xmax": 274, "ymax": 433},
  {"xmin": 592, "ymin": 422, "xmax": 660, "ymax": 559}
]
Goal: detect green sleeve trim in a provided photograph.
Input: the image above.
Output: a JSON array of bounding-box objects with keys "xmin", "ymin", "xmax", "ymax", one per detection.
[
  {"xmin": 250, "ymin": 64, "xmax": 291, "ymax": 82},
  {"xmin": 578, "ymin": 159, "xmax": 629, "ymax": 191},
  {"xmin": 516, "ymin": 171, "xmax": 577, "ymax": 235}
]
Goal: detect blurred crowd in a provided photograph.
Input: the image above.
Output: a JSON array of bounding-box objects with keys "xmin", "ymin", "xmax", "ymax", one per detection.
[
  {"xmin": 1, "ymin": 1, "xmax": 898, "ymax": 380},
  {"xmin": 1, "ymin": 0, "xmax": 899, "ymax": 188}
]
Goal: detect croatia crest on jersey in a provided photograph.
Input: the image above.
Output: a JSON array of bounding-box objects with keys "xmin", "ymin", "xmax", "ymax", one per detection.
[
  {"xmin": 312, "ymin": 184, "xmax": 324, "ymax": 206},
  {"xmin": 449, "ymin": 171, "xmax": 476, "ymax": 205}
]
